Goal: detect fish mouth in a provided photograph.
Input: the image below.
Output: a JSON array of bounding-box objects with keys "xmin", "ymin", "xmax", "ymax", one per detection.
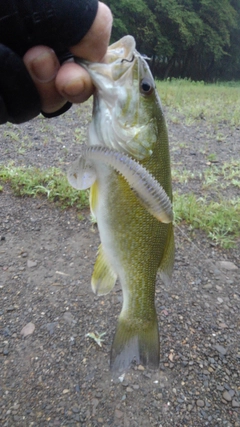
[{"xmin": 75, "ymin": 35, "xmax": 139, "ymax": 88}]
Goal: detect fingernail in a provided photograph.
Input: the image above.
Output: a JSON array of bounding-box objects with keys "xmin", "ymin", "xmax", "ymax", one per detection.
[{"xmin": 31, "ymin": 51, "xmax": 59, "ymax": 82}]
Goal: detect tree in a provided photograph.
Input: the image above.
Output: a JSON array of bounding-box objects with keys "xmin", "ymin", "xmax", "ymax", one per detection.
[{"xmin": 104, "ymin": 0, "xmax": 240, "ymax": 81}]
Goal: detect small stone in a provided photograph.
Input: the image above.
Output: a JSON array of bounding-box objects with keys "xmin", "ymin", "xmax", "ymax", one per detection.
[
  {"xmin": 203, "ymin": 283, "xmax": 212, "ymax": 289},
  {"xmin": 63, "ymin": 311, "xmax": 76, "ymax": 325},
  {"xmin": 72, "ymin": 405, "xmax": 80, "ymax": 413},
  {"xmin": 138, "ymin": 365, "xmax": 145, "ymax": 371},
  {"xmin": 6, "ymin": 306, "xmax": 16, "ymax": 312},
  {"xmin": 122, "ymin": 380, "xmax": 129, "ymax": 387},
  {"xmin": 3, "ymin": 327, "xmax": 11, "ymax": 337},
  {"xmin": 196, "ymin": 400, "xmax": 205, "ymax": 407},
  {"xmin": 217, "ymin": 261, "xmax": 238, "ymax": 271},
  {"xmin": 126, "ymin": 387, "xmax": 133, "ymax": 392},
  {"xmin": 232, "ymin": 399, "xmax": 240, "ymax": 408},
  {"xmin": 95, "ymin": 392, "xmax": 102, "ymax": 398},
  {"xmin": 45, "ymin": 322, "xmax": 58, "ymax": 335},
  {"xmin": 27, "ymin": 260, "xmax": 37, "ymax": 268},
  {"xmin": 223, "ymin": 391, "xmax": 232, "ymax": 402},
  {"xmin": 215, "ymin": 344, "xmax": 227, "ymax": 356},
  {"xmin": 218, "ymin": 322, "xmax": 228, "ymax": 329},
  {"xmin": 115, "ymin": 409, "xmax": 124, "ymax": 419},
  {"xmin": 20, "ymin": 322, "xmax": 35, "ymax": 337},
  {"xmin": 62, "ymin": 389, "xmax": 69, "ymax": 394},
  {"xmin": 3, "ymin": 347, "xmax": 9, "ymax": 355},
  {"xmin": 91, "ymin": 398, "xmax": 99, "ymax": 409}
]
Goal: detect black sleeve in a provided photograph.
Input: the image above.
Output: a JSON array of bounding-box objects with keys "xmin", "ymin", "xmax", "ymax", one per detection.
[
  {"xmin": 0, "ymin": 0, "xmax": 98, "ymax": 124},
  {"xmin": 0, "ymin": 0, "xmax": 98, "ymax": 56}
]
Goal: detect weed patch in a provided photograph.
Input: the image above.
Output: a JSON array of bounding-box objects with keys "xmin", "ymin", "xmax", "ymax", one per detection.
[
  {"xmin": 0, "ymin": 164, "xmax": 88, "ymax": 210},
  {"xmin": 174, "ymin": 192, "xmax": 240, "ymax": 248}
]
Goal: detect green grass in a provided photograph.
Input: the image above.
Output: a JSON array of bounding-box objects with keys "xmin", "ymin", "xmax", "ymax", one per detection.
[
  {"xmin": 174, "ymin": 192, "xmax": 240, "ymax": 249},
  {"xmin": 0, "ymin": 164, "xmax": 88, "ymax": 210},
  {"xmin": 154, "ymin": 79, "xmax": 240, "ymax": 247},
  {"xmin": 156, "ymin": 78, "xmax": 240, "ymax": 127},
  {"xmin": 1, "ymin": 161, "xmax": 239, "ymax": 248},
  {"xmin": 172, "ymin": 159, "xmax": 240, "ymax": 190},
  {"xmin": 1, "ymin": 80, "xmax": 239, "ymax": 248},
  {"xmin": 171, "ymin": 158, "xmax": 240, "ymax": 248},
  {"xmin": 203, "ymin": 160, "xmax": 240, "ymax": 189}
]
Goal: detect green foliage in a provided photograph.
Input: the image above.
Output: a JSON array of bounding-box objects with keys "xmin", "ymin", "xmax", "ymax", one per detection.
[
  {"xmin": 104, "ymin": 0, "xmax": 240, "ymax": 81},
  {"xmin": 0, "ymin": 165, "xmax": 88, "ymax": 210}
]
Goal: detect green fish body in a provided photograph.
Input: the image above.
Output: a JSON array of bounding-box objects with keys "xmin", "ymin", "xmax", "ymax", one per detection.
[{"xmin": 69, "ymin": 36, "xmax": 174, "ymax": 371}]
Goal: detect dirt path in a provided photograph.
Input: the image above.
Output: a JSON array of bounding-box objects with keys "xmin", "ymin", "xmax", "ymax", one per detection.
[{"xmin": 0, "ymin": 105, "xmax": 239, "ymax": 426}]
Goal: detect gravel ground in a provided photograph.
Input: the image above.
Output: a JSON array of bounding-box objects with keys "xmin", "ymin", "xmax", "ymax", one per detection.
[{"xmin": 0, "ymin": 103, "xmax": 240, "ymax": 427}]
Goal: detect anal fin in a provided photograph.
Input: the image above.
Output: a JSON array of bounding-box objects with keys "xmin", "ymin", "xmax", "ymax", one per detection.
[{"xmin": 91, "ymin": 244, "xmax": 117, "ymax": 296}]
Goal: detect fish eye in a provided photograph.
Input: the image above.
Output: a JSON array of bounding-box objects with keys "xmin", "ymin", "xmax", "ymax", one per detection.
[{"xmin": 140, "ymin": 78, "xmax": 154, "ymax": 95}]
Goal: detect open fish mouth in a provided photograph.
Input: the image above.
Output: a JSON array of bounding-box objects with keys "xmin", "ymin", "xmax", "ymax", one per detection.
[{"xmin": 75, "ymin": 36, "xmax": 139, "ymax": 87}]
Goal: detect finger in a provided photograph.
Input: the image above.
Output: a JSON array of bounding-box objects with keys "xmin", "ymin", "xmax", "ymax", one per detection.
[
  {"xmin": 55, "ymin": 61, "xmax": 94, "ymax": 104},
  {"xmin": 56, "ymin": 2, "xmax": 112, "ymax": 104},
  {"xmin": 23, "ymin": 45, "xmax": 67, "ymax": 114},
  {"xmin": 70, "ymin": 2, "xmax": 113, "ymax": 62}
]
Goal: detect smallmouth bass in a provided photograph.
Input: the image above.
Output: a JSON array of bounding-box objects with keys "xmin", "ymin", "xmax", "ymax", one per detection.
[{"xmin": 68, "ymin": 36, "xmax": 174, "ymax": 371}]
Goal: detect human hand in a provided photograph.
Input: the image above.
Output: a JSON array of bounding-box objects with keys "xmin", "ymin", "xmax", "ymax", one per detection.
[{"xmin": 0, "ymin": 0, "xmax": 112, "ymax": 124}]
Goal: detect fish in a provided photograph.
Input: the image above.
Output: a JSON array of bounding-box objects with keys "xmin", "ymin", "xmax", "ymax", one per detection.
[{"xmin": 68, "ymin": 35, "xmax": 174, "ymax": 371}]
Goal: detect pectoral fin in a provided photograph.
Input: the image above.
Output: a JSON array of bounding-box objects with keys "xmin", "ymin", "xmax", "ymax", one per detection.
[
  {"xmin": 67, "ymin": 155, "xmax": 97, "ymax": 190},
  {"xmin": 91, "ymin": 244, "xmax": 117, "ymax": 296},
  {"xmin": 158, "ymin": 223, "xmax": 175, "ymax": 286}
]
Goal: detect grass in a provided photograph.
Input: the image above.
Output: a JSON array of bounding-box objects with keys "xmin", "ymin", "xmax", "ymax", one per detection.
[
  {"xmin": 172, "ymin": 159, "xmax": 240, "ymax": 190},
  {"xmin": 156, "ymin": 78, "xmax": 240, "ymax": 127},
  {"xmin": 0, "ymin": 80, "xmax": 239, "ymax": 248},
  {"xmin": 1, "ymin": 160, "xmax": 239, "ymax": 248},
  {"xmin": 0, "ymin": 164, "xmax": 88, "ymax": 210},
  {"xmin": 154, "ymin": 79, "xmax": 240, "ymax": 248},
  {"xmin": 203, "ymin": 160, "xmax": 240, "ymax": 189},
  {"xmin": 174, "ymin": 192, "xmax": 240, "ymax": 249}
]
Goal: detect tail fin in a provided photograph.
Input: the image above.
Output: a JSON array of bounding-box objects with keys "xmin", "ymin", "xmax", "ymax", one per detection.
[{"xmin": 110, "ymin": 314, "xmax": 159, "ymax": 371}]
